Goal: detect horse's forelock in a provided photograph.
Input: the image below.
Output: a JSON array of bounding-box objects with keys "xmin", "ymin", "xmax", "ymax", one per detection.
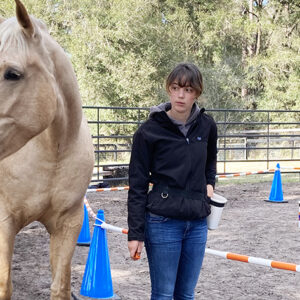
[{"xmin": 0, "ymin": 17, "xmax": 29, "ymax": 54}]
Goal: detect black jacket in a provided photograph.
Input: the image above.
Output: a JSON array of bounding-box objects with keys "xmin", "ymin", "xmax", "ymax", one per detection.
[{"xmin": 127, "ymin": 108, "xmax": 218, "ymax": 241}]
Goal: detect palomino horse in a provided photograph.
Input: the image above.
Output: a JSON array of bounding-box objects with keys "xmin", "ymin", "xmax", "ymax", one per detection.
[{"xmin": 0, "ymin": 1, "xmax": 94, "ymax": 299}]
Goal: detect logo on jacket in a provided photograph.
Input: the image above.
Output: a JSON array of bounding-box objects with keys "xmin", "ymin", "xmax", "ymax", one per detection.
[{"xmin": 197, "ymin": 136, "xmax": 202, "ymax": 141}]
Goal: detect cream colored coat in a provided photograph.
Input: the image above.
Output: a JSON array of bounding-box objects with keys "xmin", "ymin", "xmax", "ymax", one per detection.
[{"xmin": 0, "ymin": 1, "xmax": 94, "ymax": 299}]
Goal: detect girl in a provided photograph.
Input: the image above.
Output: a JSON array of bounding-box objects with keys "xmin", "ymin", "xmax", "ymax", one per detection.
[{"xmin": 127, "ymin": 62, "xmax": 218, "ymax": 300}]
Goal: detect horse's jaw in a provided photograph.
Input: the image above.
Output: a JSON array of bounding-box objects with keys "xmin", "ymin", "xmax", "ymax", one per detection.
[
  {"xmin": 0, "ymin": 117, "xmax": 18, "ymax": 160},
  {"xmin": 0, "ymin": 117, "xmax": 31, "ymax": 161}
]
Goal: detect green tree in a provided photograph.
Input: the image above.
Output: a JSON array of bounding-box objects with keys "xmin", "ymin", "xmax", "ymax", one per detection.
[{"xmin": 1, "ymin": 0, "xmax": 299, "ymax": 115}]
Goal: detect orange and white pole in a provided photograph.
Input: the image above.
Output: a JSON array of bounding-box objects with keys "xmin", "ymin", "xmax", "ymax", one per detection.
[
  {"xmin": 83, "ymin": 196, "xmax": 97, "ymax": 219},
  {"xmin": 84, "ymin": 196, "xmax": 128, "ymax": 234},
  {"xmin": 94, "ymin": 223, "xmax": 128, "ymax": 234},
  {"xmin": 281, "ymin": 167, "xmax": 300, "ymax": 171},
  {"xmin": 215, "ymin": 165, "xmax": 300, "ymax": 178},
  {"xmin": 87, "ymin": 186, "xmax": 130, "ymax": 193},
  {"xmin": 216, "ymin": 169, "xmax": 275, "ymax": 178},
  {"xmin": 205, "ymin": 248, "xmax": 300, "ymax": 272}
]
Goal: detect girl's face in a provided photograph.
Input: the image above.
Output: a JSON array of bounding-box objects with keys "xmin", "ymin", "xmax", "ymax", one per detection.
[{"xmin": 168, "ymin": 81, "xmax": 197, "ymax": 115}]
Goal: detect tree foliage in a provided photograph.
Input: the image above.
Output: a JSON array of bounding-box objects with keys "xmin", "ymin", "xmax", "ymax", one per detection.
[{"xmin": 1, "ymin": 0, "xmax": 299, "ymax": 113}]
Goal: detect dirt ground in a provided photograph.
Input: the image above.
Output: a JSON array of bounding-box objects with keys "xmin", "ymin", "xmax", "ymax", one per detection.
[{"xmin": 12, "ymin": 180, "xmax": 300, "ymax": 300}]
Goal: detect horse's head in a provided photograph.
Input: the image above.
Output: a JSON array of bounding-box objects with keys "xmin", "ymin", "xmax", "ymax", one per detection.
[{"xmin": 0, "ymin": 0, "xmax": 77, "ymax": 160}]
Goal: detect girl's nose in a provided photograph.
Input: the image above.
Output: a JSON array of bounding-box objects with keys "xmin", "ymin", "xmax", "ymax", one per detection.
[{"xmin": 178, "ymin": 88, "xmax": 184, "ymax": 97}]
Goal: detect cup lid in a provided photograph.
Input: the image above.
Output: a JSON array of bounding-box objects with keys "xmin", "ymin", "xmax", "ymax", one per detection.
[{"xmin": 211, "ymin": 193, "xmax": 227, "ymax": 204}]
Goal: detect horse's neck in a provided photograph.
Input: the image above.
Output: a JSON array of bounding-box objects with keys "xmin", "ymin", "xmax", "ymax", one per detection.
[{"xmin": 49, "ymin": 44, "xmax": 83, "ymax": 151}]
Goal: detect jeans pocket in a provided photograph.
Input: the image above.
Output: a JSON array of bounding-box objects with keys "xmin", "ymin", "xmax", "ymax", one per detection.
[{"xmin": 146, "ymin": 212, "xmax": 169, "ymax": 223}]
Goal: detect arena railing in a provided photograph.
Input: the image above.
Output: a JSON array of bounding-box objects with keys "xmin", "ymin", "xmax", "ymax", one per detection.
[{"xmin": 83, "ymin": 106, "xmax": 300, "ymax": 186}]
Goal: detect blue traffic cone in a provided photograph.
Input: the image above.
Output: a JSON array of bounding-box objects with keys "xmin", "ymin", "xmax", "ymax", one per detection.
[
  {"xmin": 265, "ymin": 163, "xmax": 288, "ymax": 203},
  {"xmin": 77, "ymin": 204, "xmax": 91, "ymax": 246},
  {"xmin": 80, "ymin": 209, "xmax": 115, "ymax": 299}
]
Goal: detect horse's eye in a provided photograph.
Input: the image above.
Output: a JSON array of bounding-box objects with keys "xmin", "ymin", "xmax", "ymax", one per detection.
[{"xmin": 4, "ymin": 69, "xmax": 23, "ymax": 81}]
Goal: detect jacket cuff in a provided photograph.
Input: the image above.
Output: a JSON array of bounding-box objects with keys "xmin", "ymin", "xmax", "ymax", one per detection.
[
  {"xmin": 128, "ymin": 231, "xmax": 145, "ymax": 242},
  {"xmin": 206, "ymin": 180, "xmax": 215, "ymax": 189}
]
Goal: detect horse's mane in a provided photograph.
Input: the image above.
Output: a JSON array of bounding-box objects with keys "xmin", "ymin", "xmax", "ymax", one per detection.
[{"xmin": 0, "ymin": 17, "xmax": 28, "ymax": 54}]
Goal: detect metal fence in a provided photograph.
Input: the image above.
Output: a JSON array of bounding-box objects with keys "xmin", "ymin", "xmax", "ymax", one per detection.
[{"xmin": 83, "ymin": 106, "xmax": 300, "ymax": 186}]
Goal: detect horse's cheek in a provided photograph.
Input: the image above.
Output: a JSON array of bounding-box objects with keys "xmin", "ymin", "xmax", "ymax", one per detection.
[
  {"xmin": 22, "ymin": 75, "xmax": 58, "ymax": 133},
  {"xmin": 37, "ymin": 80, "xmax": 57, "ymax": 124}
]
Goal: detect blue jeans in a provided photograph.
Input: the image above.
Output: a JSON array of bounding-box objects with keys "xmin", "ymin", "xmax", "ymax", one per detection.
[{"xmin": 145, "ymin": 212, "xmax": 208, "ymax": 300}]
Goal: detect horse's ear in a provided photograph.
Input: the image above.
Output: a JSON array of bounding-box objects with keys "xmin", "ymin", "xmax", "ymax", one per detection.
[{"xmin": 15, "ymin": 0, "xmax": 34, "ymax": 38}]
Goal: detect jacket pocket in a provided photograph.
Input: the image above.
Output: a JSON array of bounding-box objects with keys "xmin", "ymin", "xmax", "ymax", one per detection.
[{"xmin": 146, "ymin": 190, "xmax": 210, "ymax": 220}]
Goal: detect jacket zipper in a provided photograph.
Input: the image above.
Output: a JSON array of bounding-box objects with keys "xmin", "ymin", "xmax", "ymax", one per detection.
[
  {"xmin": 186, "ymin": 136, "xmax": 191, "ymax": 191},
  {"xmin": 186, "ymin": 119, "xmax": 199, "ymax": 191}
]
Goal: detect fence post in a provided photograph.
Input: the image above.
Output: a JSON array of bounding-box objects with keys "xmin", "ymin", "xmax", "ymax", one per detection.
[
  {"xmin": 138, "ymin": 108, "xmax": 141, "ymax": 128},
  {"xmin": 223, "ymin": 110, "xmax": 228, "ymax": 174},
  {"xmin": 97, "ymin": 107, "xmax": 100, "ymax": 182}
]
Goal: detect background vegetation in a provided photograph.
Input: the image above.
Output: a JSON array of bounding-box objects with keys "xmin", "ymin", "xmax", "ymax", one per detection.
[{"xmin": 1, "ymin": 0, "xmax": 299, "ymax": 111}]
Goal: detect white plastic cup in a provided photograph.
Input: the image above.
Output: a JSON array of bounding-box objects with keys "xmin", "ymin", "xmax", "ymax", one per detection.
[{"xmin": 207, "ymin": 193, "xmax": 227, "ymax": 230}]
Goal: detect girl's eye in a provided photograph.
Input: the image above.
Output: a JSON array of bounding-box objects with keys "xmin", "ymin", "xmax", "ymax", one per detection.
[{"xmin": 185, "ymin": 87, "xmax": 193, "ymax": 93}]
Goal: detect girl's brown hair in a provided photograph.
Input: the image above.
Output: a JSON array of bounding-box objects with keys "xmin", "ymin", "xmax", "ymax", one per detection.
[{"xmin": 166, "ymin": 63, "xmax": 203, "ymax": 97}]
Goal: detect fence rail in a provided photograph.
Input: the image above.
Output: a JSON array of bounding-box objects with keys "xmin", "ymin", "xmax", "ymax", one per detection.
[{"xmin": 83, "ymin": 106, "xmax": 300, "ymax": 186}]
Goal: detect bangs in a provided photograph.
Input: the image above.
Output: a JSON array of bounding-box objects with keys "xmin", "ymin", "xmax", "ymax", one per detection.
[
  {"xmin": 174, "ymin": 72, "xmax": 195, "ymax": 89},
  {"xmin": 166, "ymin": 63, "xmax": 203, "ymax": 96}
]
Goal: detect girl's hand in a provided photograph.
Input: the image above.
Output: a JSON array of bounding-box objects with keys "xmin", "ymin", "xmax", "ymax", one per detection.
[
  {"xmin": 207, "ymin": 184, "xmax": 214, "ymax": 198},
  {"xmin": 128, "ymin": 240, "xmax": 144, "ymax": 260}
]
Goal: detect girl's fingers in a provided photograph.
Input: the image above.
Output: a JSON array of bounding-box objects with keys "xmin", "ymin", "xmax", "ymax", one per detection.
[{"xmin": 133, "ymin": 252, "xmax": 141, "ymax": 260}]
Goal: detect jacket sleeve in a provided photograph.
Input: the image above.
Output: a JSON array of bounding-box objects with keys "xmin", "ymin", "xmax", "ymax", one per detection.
[
  {"xmin": 205, "ymin": 119, "xmax": 218, "ymax": 188},
  {"xmin": 127, "ymin": 127, "xmax": 153, "ymax": 241}
]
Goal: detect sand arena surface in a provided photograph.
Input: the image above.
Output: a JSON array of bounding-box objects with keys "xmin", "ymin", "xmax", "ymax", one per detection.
[{"xmin": 12, "ymin": 181, "xmax": 300, "ymax": 300}]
